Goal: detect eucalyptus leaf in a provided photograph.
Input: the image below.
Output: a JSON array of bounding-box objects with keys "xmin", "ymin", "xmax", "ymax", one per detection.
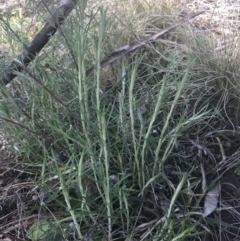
[{"xmin": 203, "ymin": 183, "xmax": 221, "ymax": 217}]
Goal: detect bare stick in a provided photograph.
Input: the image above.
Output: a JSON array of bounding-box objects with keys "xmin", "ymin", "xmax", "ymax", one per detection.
[
  {"xmin": 0, "ymin": 0, "xmax": 76, "ymax": 85},
  {"xmin": 86, "ymin": 11, "xmax": 205, "ymax": 76}
]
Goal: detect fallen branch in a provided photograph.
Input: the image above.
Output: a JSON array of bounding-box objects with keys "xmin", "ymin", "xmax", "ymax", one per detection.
[
  {"xmin": 0, "ymin": 0, "xmax": 76, "ymax": 85},
  {"xmin": 86, "ymin": 11, "xmax": 205, "ymax": 76}
]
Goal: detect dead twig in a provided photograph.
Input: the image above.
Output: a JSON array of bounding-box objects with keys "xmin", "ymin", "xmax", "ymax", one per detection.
[{"xmin": 86, "ymin": 11, "xmax": 205, "ymax": 76}]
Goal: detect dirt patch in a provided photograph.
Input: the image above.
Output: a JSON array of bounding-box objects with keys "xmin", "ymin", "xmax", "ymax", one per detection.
[{"xmin": 183, "ymin": 0, "xmax": 240, "ymax": 34}]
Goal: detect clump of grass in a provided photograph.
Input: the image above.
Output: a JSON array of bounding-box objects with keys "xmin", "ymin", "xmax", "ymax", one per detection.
[{"xmin": 1, "ymin": 0, "xmax": 240, "ymax": 240}]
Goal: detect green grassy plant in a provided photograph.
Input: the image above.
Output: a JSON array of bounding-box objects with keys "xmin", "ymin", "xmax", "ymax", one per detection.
[{"xmin": 1, "ymin": 0, "xmax": 240, "ymax": 240}]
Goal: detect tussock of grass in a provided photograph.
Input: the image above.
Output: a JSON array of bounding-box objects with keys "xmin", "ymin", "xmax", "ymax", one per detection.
[{"xmin": 1, "ymin": 0, "xmax": 240, "ymax": 240}]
